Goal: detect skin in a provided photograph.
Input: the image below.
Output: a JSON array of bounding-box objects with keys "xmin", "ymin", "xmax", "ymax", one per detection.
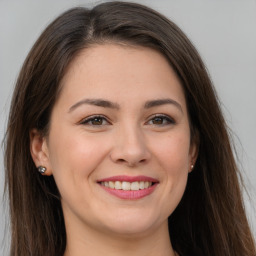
[{"xmin": 30, "ymin": 44, "xmax": 197, "ymax": 256}]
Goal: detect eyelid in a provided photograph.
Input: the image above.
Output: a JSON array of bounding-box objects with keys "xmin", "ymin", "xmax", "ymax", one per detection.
[
  {"xmin": 79, "ymin": 114, "xmax": 111, "ymax": 125},
  {"xmin": 145, "ymin": 114, "xmax": 176, "ymax": 125},
  {"xmin": 78, "ymin": 113, "xmax": 175, "ymax": 126}
]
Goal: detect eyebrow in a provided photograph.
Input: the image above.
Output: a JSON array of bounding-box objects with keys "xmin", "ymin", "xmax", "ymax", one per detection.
[
  {"xmin": 68, "ymin": 98, "xmax": 183, "ymax": 113},
  {"xmin": 69, "ymin": 98, "xmax": 120, "ymax": 112},
  {"xmin": 144, "ymin": 98, "xmax": 183, "ymax": 113}
]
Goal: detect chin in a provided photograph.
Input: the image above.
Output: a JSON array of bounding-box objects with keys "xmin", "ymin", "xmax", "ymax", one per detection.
[{"xmin": 98, "ymin": 209, "xmax": 163, "ymax": 237}]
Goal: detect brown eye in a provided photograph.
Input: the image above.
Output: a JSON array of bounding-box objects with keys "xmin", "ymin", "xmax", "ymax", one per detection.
[
  {"xmin": 147, "ymin": 115, "xmax": 175, "ymax": 126},
  {"xmin": 152, "ymin": 116, "xmax": 165, "ymax": 125},
  {"xmin": 81, "ymin": 116, "xmax": 109, "ymax": 126},
  {"xmin": 90, "ymin": 117, "xmax": 104, "ymax": 125}
]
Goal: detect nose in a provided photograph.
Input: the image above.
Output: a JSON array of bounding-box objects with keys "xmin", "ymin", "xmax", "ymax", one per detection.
[{"xmin": 110, "ymin": 125, "xmax": 151, "ymax": 167}]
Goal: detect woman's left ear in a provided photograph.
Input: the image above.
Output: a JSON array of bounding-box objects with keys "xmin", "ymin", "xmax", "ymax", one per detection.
[
  {"xmin": 189, "ymin": 143, "xmax": 198, "ymax": 173},
  {"xmin": 189, "ymin": 133, "xmax": 199, "ymax": 173},
  {"xmin": 30, "ymin": 129, "xmax": 53, "ymax": 176}
]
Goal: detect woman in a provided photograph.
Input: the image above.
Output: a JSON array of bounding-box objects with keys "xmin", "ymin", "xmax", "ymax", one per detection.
[{"xmin": 4, "ymin": 1, "xmax": 256, "ymax": 256}]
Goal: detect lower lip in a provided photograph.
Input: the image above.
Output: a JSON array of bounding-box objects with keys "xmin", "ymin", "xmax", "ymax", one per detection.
[{"xmin": 99, "ymin": 183, "xmax": 158, "ymax": 200}]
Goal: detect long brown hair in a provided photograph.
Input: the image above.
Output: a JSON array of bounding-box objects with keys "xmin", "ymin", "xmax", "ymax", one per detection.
[{"xmin": 4, "ymin": 1, "xmax": 255, "ymax": 255}]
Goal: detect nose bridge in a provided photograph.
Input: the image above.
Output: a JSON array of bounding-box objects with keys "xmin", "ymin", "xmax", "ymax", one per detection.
[{"xmin": 110, "ymin": 121, "xmax": 150, "ymax": 166}]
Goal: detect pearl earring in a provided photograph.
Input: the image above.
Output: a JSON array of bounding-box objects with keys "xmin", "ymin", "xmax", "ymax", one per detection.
[{"xmin": 38, "ymin": 166, "xmax": 46, "ymax": 174}]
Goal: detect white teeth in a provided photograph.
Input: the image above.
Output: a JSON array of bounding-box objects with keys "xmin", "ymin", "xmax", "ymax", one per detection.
[
  {"xmin": 109, "ymin": 181, "xmax": 115, "ymax": 189},
  {"xmin": 122, "ymin": 181, "xmax": 131, "ymax": 190},
  {"xmin": 131, "ymin": 181, "xmax": 139, "ymax": 191},
  {"xmin": 100, "ymin": 180, "xmax": 154, "ymax": 190},
  {"xmin": 115, "ymin": 181, "xmax": 122, "ymax": 190}
]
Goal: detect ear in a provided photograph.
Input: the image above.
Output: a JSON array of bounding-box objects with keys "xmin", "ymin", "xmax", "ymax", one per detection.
[
  {"xmin": 30, "ymin": 129, "xmax": 52, "ymax": 176},
  {"xmin": 188, "ymin": 132, "xmax": 200, "ymax": 173}
]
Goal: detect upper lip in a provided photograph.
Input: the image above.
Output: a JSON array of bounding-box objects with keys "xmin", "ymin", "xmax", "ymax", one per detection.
[{"xmin": 97, "ymin": 175, "xmax": 159, "ymax": 183}]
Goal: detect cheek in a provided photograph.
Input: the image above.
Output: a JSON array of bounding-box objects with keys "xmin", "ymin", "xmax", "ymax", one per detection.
[
  {"xmin": 47, "ymin": 127, "xmax": 109, "ymax": 181},
  {"xmin": 142, "ymin": 131, "xmax": 190, "ymax": 220},
  {"xmin": 152, "ymin": 131, "xmax": 191, "ymax": 173},
  {"xmin": 152, "ymin": 130, "xmax": 191, "ymax": 199},
  {"xmin": 46, "ymin": 129, "xmax": 111, "ymax": 210}
]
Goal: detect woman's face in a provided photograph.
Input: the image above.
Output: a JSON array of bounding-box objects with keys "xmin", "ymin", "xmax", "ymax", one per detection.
[{"xmin": 36, "ymin": 44, "xmax": 197, "ymax": 237}]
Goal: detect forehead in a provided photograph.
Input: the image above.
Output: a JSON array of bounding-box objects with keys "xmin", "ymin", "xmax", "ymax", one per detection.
[{"xmin": 57, "ymin": 43, "xmax": 186, "ymax": 109}]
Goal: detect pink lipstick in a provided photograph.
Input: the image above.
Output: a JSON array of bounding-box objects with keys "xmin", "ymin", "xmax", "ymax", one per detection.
[{"xmin": 97, "ymin": 175, "xmax": 159, "ymax": 200}]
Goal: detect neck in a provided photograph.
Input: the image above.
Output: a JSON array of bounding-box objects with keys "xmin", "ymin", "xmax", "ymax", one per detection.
[{"xmin": 64, "ymin": 220, "xmax": 175, "ymax": 256}]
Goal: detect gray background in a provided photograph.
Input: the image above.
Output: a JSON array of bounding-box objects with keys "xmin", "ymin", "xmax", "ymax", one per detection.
[{"xmin": 1, "ymin": 0, "xmax": 255, "ymax": 254}]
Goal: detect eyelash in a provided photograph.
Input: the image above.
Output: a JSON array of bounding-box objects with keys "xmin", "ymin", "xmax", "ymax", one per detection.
[
  {"xmin": 80, "ymin": 115, "xmax": 110, "ymax": 126},
  {"xmin": 80, "ymin": 114, "xmax": 175, "ymax": 126},
  {"xmin": 146, "ymin": 114, "xmax": 175, "ymax": 126}
]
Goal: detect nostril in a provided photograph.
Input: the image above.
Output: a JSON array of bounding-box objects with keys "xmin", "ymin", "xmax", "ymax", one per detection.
[
  {"xmin": 117, "ymin": 159, "xmax": 126, "ymax": 163},
  {"xmin": 110, "ymin": 144, "xmax": 151, "ymax": 166},
  {"xmin": 114, "ymin": 158, "xmax": 148, "ymax": 167}
]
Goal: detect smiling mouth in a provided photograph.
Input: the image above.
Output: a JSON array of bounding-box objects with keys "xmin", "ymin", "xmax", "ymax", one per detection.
[
  {"xmin": 97, "ymin": 176, "xmax": 158, "ymax": 199},
  {"xmin": 99, "ymin": 181, "xmax": 154, "ymax": 191}
]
